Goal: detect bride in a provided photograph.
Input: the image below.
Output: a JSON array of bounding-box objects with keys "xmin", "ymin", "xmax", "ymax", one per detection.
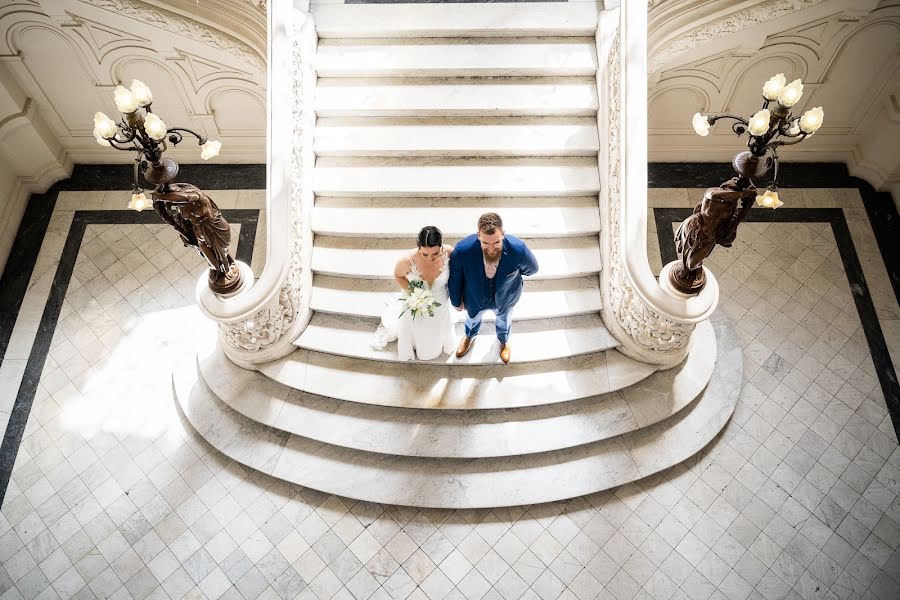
[{"xmin": 372, "ymin": 226, "xmax": 455, "ymax": 361}]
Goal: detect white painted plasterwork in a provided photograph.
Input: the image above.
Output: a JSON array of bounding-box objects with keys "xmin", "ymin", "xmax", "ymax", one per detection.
[
  {"xmin": 648, "ymin": 0, "xmax": 900, "ymax": 208},
  {"xmin": 197, "ymin": 0, "xmax": 314, "ymax": 367},
  {"xmin": 599, "ymin": 4, "xmax": 718, "ymax": 368},
  {"xmin": 648, "ymin": 0, "xmax": 836, "ymax": 74},
  {"xmin": 0, "ymin": 0, "xmax": 269, "ymax": 270},
  {"xmin": 79, "ymin": 0, "xmax": 265, "ymax": 73}
]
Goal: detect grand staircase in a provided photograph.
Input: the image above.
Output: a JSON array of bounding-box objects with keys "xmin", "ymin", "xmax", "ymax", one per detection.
[{"xmin": 174, "ymin": 2, "xmax": 739, "ymax": 509}]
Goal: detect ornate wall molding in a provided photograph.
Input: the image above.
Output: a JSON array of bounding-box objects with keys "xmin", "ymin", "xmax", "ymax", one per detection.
[
  {"xmin": 650, "ymin": 0, "xmax": 832, "ymax": 74},
  {"xmin": 600, "ymin": 29, "xmax": 695, "ymax": 364},
  {"xmin": 78, "ymin": 0, "xmax": 265, "ymax": 74},
  {"xmin": 648, "ymin": 3, "xmax": 900, "ymax": 206},
  {"xmin": 595, "ymin": 5, "xmax": 719, "ymax": 371},
  {"xmin": 219, "ymin": 13, "xmax": 309, "ymax": 358},
  {"xmin": 197, "ymin": 0, "xmax": 314, "ymax": 367}
]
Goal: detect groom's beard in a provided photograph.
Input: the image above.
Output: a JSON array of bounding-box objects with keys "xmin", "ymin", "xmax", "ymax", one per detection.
[{"xmin": 482, "ymin": 248, "xmax": 501, "ymax": 261}]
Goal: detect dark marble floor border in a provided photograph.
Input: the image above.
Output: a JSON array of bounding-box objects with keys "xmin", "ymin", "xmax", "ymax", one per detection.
[
  {"xmin": 655, "ymin": 207, "xmax": 900, "ymax": 443},
  {"xmin": 1, "ymin": 162, "xmax": 897, "ymax": 501},
  {"xmin": 648, "ymin": 162, "xmax": 900, "ymax": 308},
  {"xmin": 0, "ymin": 205, "xmax": 261, "ymax": 506},
  {"xmin": 0, "ymin": 165, "xmax": 266, "ymax": 366}
]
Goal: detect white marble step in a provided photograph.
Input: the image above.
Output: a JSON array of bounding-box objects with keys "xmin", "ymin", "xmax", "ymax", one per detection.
[
  {"xmin": 313, "ymin": 157, "xmax": 600, "ymax": 197},
  {"xmin": 313, "ymin": 117, "xmax": 600, "ymax": 157},
  {"xmin": 310, "ymin": 275, "xmax": 603, "ymax": 322},
  {"xmin": 314, "ymin": 79, "xmax": 598, "ymax": 117},
  {"xmin": 194, "ymin": 320, "xmax": 716, "ymax": 458},
  {"xmin": 174, "ymin": 319, "xmax": 738, "ymax": 508},
  {"xmin": 295, "ymin": 312, "xmax": 618, "ymax": 364},
  {"xmin": 311, "ymin": 201, "xmax": 601, "ymax": 238},
  {"xmin": 311, "ymin": 236, "xmax": 601, "ymax": 280},
  {"xmin": 311, "ymin": 3, "xmax": 601, "ymax": 39},
  {"xmin": 315, "ymin": 38, "xmax": 597, "ymax": 77},
  {"xmin": 259, "ymin": 345, "xmax": 655, "ymax": 410}
]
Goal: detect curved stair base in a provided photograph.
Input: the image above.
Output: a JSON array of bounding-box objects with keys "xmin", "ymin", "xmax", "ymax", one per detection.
[{"xmin": 173, "ymin": 316, "xmax": 740, "ymax": 508}]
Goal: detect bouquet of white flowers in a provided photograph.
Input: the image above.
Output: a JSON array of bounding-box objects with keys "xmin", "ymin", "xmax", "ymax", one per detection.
[{"xmin": 400, "ymin": 279, "xmax": 441, "ymax": 319}]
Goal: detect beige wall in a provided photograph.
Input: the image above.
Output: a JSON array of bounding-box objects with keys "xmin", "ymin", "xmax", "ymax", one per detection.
[
  {"xmin": 648, "ymin": 0, "xmax": 900, "ymax": 211},
  {"xmin": 0, "ymin": 0, "xmax": 267, "ymax": 272}
]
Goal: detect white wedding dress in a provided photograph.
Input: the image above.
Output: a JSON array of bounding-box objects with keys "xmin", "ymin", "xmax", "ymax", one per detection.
[{"xmin": 372, "ymin": 253, "xmax": 455, "ymax": 361}]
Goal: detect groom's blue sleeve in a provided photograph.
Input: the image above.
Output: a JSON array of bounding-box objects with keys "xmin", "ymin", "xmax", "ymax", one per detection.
[
  {"xmin": 449, "ymin": 253, "xmax": 463, "ymax": 307},
  {"xmin": 520, "ymin": 243, "xmax": 539, "ymax": 277}
]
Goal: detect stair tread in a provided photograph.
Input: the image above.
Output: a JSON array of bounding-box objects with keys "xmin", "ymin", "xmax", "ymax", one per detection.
[
  {"xmin": 311, "ymin": 203, "xmax": 601, "ymax": 237},
  {"xmin": 195, "ymin": 320, "xmax": 716, "ymax": 458},
  {"xmin": 315, "ymin": 38, "xmax": 597, "ymax": 77},
  {"xmin": 311, "ymin": 236, "xmax": 601, "ymax": 280},
  {"xmin": 259, "ymin": 345, "xmax": 656, "ymax": 410},
  {"xmin": 311, "ymin": 3, "xmax": 602, "ymax": 39},
  {"xmin": 296, "ymin": 312, "xmax": 618, "ymax": 364},
  {"xmin": 314, "ymin": 79, "xmax": 598, "ymax": 117},
  {"xmin": 313, "ymin": 117, "xmax": 600, "ymax": 157},
  {"xmin": 174, "ymin": 319, "xmax": 738, "ymax": 508},
  {"xmin": 311, "ymin": 275, "xmax": 603, "ymax": 321}
]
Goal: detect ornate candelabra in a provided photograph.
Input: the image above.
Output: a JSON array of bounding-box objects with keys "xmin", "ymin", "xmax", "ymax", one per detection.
[
  {"xmin": 669, "ymin": 74, "xmax": 825, "ymax": 294},
  {"xmin": 91, "ymin": 79, "xmax": 244, "ymax": 295}
]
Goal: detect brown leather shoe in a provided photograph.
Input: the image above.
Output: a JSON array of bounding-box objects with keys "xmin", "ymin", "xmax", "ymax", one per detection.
[
  {"xmin": 456, "ymin": 336, "xmax": 474, "ymax": 358},
  {"xmin": 499, "ymin": 343, "xmax": 511, "ymax": 364}
]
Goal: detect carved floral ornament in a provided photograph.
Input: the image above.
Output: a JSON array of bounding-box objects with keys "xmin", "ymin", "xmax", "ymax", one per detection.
[
  {"xmin": 604, "ymin": 32, "xmax": 693, "ymax": 355},
  {"xmin": 649, "ymin": 0, "xmax": 830, "ymax": 73},
  {"xmin": 78, "ymin": 0, "xmax": 265, "ymax": 74},
  {"xmin": 219, "ymin": 16, "xmax": 309, "ymax": 355}
]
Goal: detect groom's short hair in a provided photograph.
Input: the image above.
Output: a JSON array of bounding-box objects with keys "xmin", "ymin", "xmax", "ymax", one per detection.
[{"xmin": 478, "ymin": 213, "xmax": 503, "ymax": 235}]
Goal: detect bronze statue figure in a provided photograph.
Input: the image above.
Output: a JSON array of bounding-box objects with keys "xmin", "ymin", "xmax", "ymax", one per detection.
[
  {"xmin": 152, "ymin": 183, "xmax": 243, "ymax": 294},
  {"xmin": 671, "ymin": 176, "xmax": 757, "ymax": 294}
]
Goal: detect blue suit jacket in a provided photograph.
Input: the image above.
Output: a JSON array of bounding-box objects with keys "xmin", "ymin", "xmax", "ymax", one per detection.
[{"xmin": 449, "ymin": 234, "xmax": 539, "ymax": 317}]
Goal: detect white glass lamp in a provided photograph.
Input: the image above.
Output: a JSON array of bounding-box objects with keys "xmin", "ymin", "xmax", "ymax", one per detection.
[
  {"xmin": 93, "ymin": 112, "xmax": 118, "ymax": 139},
  {"xmin": 755, "ymin": 188, "xmax": 783, "ymax": 209},
  {"xmin": 692, "ymin": 113, "xmax": 711, "ymax": 136},
  {"xmin": 762, "ymin": 74, "xmax": 786, "ymax": 101},
  {"xmin": 130, "ymin": 79, "xmax": 153, "ymax": 107},
  {"xmin": 778, "ymin": 79, "xmax": 804, "ymax": 108},
  {"xmin": 799, "ymin": 107, "xmax": 824, "ymax": 134},
  {"xmin": 114, "ymin": 85, "xmax": 139, "ymax": 114},
  {"xmin": 200, "ymin": 140, "xmax": 222, "ymax": 160},
  {"xmin": 128, "ymin": 191, "xmax": 152, "ymax": 212},
  {"xmin": 748, "ymin": 109, "xmax": 771, "ymax": 136},
  {"xmin": 143, "ymin": 113, "xmax": 168, "ymax": 141}
]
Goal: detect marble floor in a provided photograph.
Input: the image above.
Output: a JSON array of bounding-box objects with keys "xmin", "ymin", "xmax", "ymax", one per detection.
[{"xmin": 0, "ymin": 179, "xmax": 898, "ymax": 600}]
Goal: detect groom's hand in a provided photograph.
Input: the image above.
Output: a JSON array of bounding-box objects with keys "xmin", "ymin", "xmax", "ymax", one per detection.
[{"xmin": 455, "ymin": 302, "xmax": 465, "ymax": 311}]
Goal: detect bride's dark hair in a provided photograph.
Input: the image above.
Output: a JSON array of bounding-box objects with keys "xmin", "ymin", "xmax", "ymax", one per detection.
[{"xmin": 417, "ymin": 226, "xmax": 443, "ymax": 249}]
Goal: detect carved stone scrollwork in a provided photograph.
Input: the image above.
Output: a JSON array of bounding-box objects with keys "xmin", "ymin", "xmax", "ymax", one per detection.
[
  {"xmin": 80, "ymin": 0, "xmax": 265, "ymax": 73},
  {"xmin": 216, "ymin": 10, "xmax": 312, "ymax": 360},
  {"xmin": 649, "ymin": 0, "xmax": 828, "ymax": 73},
  {"xmin": 221, "ymin": 286, "xmax": 294, "ymax": 352},
  {"xmin": 604, "ymin": 31, "xmax": 694, "ymax": 358}
]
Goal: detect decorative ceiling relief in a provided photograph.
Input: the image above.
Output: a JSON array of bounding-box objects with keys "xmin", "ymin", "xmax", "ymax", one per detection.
[
  {"xmin": 0, "ymin": 0, "xmax": 266, "ymax": 169},
  {"xmin": 170, "ymin": 48, "xmax": 257, "ymax": 89},
  {"xmin": 78, "ymin": 0, "xmax": 265, "ymax": 75},
  {"xmin": 649, "ymin": 0, "xmax": 832, "ymax": 74},
  {"xmin": 62, "ymin": 14, "xmax": 152, "ymax": 63},
  {"xmin": 649, "ymin": 2, "xmax": 900, "ymax": 196}
]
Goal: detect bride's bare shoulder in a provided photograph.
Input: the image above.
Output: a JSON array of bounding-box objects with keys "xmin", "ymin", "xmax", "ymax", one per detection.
[
  {"xmin": 394, "ymin": 252, "xmax": 414, "ymax": 274},
  {"xmin": 444, "ymin": 244, "xmax": 454, "ymax": 255}
]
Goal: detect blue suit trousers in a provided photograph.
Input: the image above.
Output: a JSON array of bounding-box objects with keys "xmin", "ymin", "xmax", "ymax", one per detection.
[{"xmin": 464, "ymin": 308, "xmax": 512, "ymax": 344}]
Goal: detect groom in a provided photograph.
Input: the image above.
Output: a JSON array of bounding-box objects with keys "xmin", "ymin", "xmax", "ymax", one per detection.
[{"xmin": 449, "ymin": 212, "xmax": 539, "ymax": 364}]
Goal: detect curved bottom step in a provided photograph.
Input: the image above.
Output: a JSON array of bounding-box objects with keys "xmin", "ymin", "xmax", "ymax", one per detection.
[
  {"xmin": 197, "ymin": 320, "xmax": 716, "ymax": 458},
  {"xmin": 173, "ymin": 316, "xmax": 740, "ymax": 508}
]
